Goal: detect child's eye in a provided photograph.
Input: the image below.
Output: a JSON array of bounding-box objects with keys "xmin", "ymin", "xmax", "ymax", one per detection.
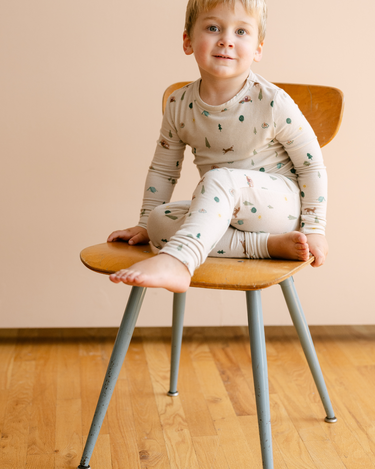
[
  {"xmin": 237, "ymin": 28, "xmax": 246, "ymax": 36},
  {"xmin": 208, "ymin": 25, "xmax": 219, "ymax": 32}
]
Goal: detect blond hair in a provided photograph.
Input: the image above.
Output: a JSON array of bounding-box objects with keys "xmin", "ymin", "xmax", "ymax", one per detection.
[{"xmin": 185, "ymin": 0, "xmax": 267, "ymax": 44}]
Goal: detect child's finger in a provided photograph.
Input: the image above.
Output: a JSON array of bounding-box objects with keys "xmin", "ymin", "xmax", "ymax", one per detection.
[
  {"xmin": 311, "ymin": 250, "xmax": 324, "ymax": 267},
  {"xmin": 128, "ymin": 233, "xmax": 148, "ymax": 245},
  {"xmin": 107, "ymin": 230, "xmax": 130, "ymax": 242}
]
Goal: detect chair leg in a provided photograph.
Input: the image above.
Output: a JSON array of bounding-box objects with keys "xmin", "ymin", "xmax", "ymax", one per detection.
[
  {"xmin": 168, "ymin": 292, "xmax": 186, "ymax": 396},
  {"xmin": 246, "ymin": 290, "xmax": 274, "ymax": 469},
  {"xmin": 77, "ymin": 286, "xmax": 147, "ymax": 469},
  {"xmin": 280, "ymin": 277, "xmax": 337, "ymax": 423}
]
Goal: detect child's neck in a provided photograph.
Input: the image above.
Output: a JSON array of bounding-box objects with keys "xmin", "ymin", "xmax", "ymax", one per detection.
[{"xmin": 199, "ymin": 74, "xmax": 250, "ymax": 106}]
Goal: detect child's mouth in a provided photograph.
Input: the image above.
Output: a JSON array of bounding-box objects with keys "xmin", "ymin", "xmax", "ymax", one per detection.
[{"xmin": 214, "ymin": 55, "xmax": 233, "ymax": 60}]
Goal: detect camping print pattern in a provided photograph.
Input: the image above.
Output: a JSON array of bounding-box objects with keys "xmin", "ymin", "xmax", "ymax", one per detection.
[{"xmin": 138, "ymin": 74, "xmax": 327, "ymax": 270}]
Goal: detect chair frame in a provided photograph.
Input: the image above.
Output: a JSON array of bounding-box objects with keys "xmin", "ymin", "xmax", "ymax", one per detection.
[{"xmin": 77, "ymin": 81, "xmax": 344, "ymax": 469}]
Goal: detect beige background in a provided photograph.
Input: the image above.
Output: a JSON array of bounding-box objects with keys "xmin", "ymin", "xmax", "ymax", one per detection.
[{"xmin": 1, "ymin": 0, "xmax": 373, "ymax": 328}]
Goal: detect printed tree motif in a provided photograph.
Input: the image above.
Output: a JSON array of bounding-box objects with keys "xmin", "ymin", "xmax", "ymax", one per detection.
[
  {"xmin": 147, "ymin": 187, "xmax": 157, "ymax": 193},
  {"xmin": 202, "ymin": 110, "xmax": 210, "ymax": 117},
  {"xmin": 258, "ymin": 89, "xmax": 263, "ymax": 100},
  {"xmin": 288, "ymin": 215, "xmax": 298, "ymax": 220},
  {"xmin": 218, "ymin": 124, "xmax": 222, "ymax": 132},
  {"xmin": 259, "ymin": 167, "xmax": 265, "ymax": 172},
  {"xmin": 254, "ymin": 127, "xmax": 257, "ymax": 135},
  {"xmin": 315, "ymin": 217, "xmax": 320, "ymax": 223},
  {"xmin": 214, "ymin": 197, "xmax": 220, "ymax": 202},
  {"xmin": 181, "ymin": 91, "xmax": 186, "ymax": 101},
  {"xmin": 307, "ymin": 153, "xmax": 313, "ymax": 160},
  {"xmin": 270, "ymin": 100, "xmax": 274, "ymax": 107},
  {"xmin": 176, "ymin": 161, "xmax": 179, "ymax": 167},
  {"xmin": 239, "ymin": 115, "xmax": 244, "ymax": 122},
  {"xmin": 268, "ymin": 205, "xmax": 273, "ymax": 209},
  {"xmin": 169, "ymin": 130, "xmax": 173, "ymax": 138},
  {"xmin": 189, "ymin": 102, "xmax": 193, "ymax": 109},
  {"xmin": 318, "ymin": 196, "xmax": 326, "ymax": 202},
  {"xmin": 196, "ymin": 233, "xmax": 201, "ymax": 238},
  {"xmin": 205, "ymin": 137, "xmax": 211, "ymax": 148},
  {"xmin": 301, "ymin": 191, "xmax": 305, "ymax": 197},
  {"xmin": 201, "ymin": 185, "xmax": 205, "ymax": 194},
  {"xmin": 217, "ymin": 250, "xmax": 225, "ymax": 254},
  {"xmin": 286, "ymin": 118, "xmax": 292, "ymax": 124},
  {"xmin": 162, "ymin": 239, "xmax": 168, "ymax": 242}
]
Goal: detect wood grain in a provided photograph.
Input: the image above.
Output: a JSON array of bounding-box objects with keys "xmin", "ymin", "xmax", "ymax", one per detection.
[
  {"xmin": 80, "ymin": 242, "xmax": 314, "ymax": 291},
  {"xmin": 141, "ymin": 328, "xmax": 200, "ymax": 469},
  {"xmin": 1, "ymin": 326, "xmax": 375, "ymax": 468}
]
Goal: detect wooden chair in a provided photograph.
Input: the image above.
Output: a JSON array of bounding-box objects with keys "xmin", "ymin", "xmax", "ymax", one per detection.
[{"xmin": 77, "ymin": 82, "xmax": 344, "ymax": 469}]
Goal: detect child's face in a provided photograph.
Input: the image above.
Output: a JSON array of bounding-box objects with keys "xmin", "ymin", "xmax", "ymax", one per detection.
[{"xmin": 183, "ymin": 1, "xmax": 263, "ymax": 85}]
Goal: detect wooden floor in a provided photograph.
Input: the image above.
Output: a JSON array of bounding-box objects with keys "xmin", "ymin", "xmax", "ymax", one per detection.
[{"xmin": 1, "ymin": 326, "xmax": 375, "ymax": 469}]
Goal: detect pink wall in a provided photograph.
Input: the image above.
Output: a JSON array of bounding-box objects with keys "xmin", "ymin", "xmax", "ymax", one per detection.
[{"xmin": 1, "ymin": 0, "xmax": 373, "ymax": 327}]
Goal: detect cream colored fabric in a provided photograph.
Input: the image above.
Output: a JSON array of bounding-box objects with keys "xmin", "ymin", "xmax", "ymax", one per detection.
[
  {"xmin": 138, "ymin": 71, "xmax": 327, "ymax": 236},
  {"xmin": 147, "ymin": 167, "xmax": 300, "ymax": 274}
]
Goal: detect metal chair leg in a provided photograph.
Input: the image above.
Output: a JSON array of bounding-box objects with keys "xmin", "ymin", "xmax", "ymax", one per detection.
[
  {"xmin": 280, "ymin": 277, "xmax": 337, "ymax": 423},
  {"xmin": 78, "ymin": 286, "xmax": 147, "ymax": 469},
  {"xmin": 168, "ymin": 292, "xmax": 186, "ymax": 396},
  {"xmin": 246, "ymin": 290, "xmax": 274, "ymax": 469}
]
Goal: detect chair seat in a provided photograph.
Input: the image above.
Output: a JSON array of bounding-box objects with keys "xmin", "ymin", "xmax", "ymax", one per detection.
[{"xmin": 80, "ymin": 242, "xmax": 313, "ymax": 291}]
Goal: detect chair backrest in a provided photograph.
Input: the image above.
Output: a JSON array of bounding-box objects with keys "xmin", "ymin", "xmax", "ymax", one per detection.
[{"xmin": 162, "ymin": 81, "xmax": 344, "ymax": 148}]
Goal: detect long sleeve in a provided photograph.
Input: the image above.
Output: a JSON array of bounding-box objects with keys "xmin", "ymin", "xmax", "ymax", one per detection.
[
  {"xmin": 273, "ymin": 89, "xmax": 327, "ymax": 234},
  {"xmin": 137, "ymin": 98, "xmax": 186, "ymax": 229}
]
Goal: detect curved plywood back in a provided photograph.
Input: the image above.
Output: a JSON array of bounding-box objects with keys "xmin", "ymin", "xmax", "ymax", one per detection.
[{"xmin": 162, "ymin": 81, "xmax": 344, "ymax": 148}]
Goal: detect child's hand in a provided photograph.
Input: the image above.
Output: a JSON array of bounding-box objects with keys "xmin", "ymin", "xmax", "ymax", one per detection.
[
  {"xmin": 305, "ymin": 234, "xmax": 328, "ymax": 267},
  {"xmin": 107, "ymin": 226, "xmax": 150, "ymax": 245}
]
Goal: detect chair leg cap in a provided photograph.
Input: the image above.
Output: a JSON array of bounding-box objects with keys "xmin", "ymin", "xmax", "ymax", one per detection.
[
  {"xmin": 78, "ymin": 465, "xmax": 91, "ymax": 468},
  {"xmin": 325, "ymin": 416, "xmax": 337, "ymax": 423},
  {"xmin": 167, "ymin": 390, "xmax": 179, "ymax": 397}
]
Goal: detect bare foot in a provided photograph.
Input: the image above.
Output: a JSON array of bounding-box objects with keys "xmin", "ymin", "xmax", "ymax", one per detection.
[
  {"xmin": 109, "ymin": 254, "xmax": 191, "ymax": 293},
  {"xmin": 267, "ymin": 232, "xmax": 310, "ymax": 261}
]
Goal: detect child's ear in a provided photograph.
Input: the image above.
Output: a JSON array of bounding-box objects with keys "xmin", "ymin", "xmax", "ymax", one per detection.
[
  {"xmin": 254, "ymin": 41, "xmax": 264, "ymax": 63},
  {"xmin": 183, "ymin": 31, "xmax": 194, "ymax": 55}
]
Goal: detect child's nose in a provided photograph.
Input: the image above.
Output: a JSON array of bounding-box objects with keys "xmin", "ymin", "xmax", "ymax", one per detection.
[{"xmin": 218, "ymin": 33, "xmax": 234, "ymax": 48}]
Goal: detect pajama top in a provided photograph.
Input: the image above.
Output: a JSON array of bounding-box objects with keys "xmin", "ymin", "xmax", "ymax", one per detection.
[{"xmin": 138, "ymin": 70, "xmax": 327, "ymax": 235}]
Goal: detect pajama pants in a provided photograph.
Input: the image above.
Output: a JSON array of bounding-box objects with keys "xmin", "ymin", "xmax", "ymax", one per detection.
[{"xmin": 147, "ymin": 168, "xmax": 301, "ymax": 276}]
